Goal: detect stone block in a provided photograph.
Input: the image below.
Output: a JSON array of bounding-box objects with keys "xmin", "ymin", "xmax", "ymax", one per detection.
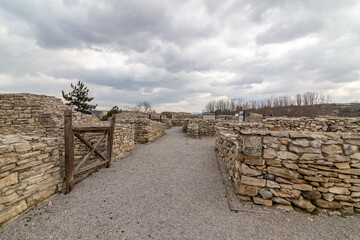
[
  {"xmin": 242, "ymin": 136, "xmax": 262, "ymax": 157},
  {"xmin": 12, "ymin": 142, "xmax": 31, "ymax": 152},
  {"xmin": 334, "ymin": 162, "xmax": 350, "ymax": 169},
  {"xmin": 313, "ymin": 199, "xmax": 341, "ymax": 209},
  {"xmin": 0, "ymin": 145, "xmax": 13, "ymax": 154},
  {"xmin": 253, "ymin": 197, "xmax": 272, "ymax": 206},
  {"xmin": 322, "ymin": 145, "xmax": 343, "ymax": 155},
  {"xmin": 327, "ymin": 155, "xmax": 350, "ymax": 163},
  {"xmin": 0, "ymin": 200, "xmax": 27, "ymax": 225},
  {"xmin": 244, "ymin": 156, "xmax": 264, "ymax": 166},
  {"xmin": 272, "ymin": 197, "xmax": 291, "ymax": 205},
  {"xmin": 0, "ymin": 173, "xmax": 18, "ymax": 189},
  {"xmin": 273, "ymin": 204, "xmax": 294, "ymax": 212},
  {"xmin": 263, "ymin": 148, "xmax": 276, "ymax": 159},
  {"xmin": 291, "ymin": 197, "xmax": 316, "ymax": 212},
  {"xmin": 241, "ymin": 164, "xmax": 262, "ymax": 177},
  {"xmin": 293, "ymin": 184, "xmax": 313, "ymax": 191},
  {"xmin": 266, "ymin": 180, "xmax": 280, "ymax": 189},
  {"xmin": 240, "ymin": 176, "xmax": 266, "ymax": 187},
  {"xmin": 236, "ymin": 184, "xmax": 260, "ymax": 197},
  {"xmin": 277, "ymin": 151, "xmax": 299, "ymax": 160},
  {"xmin": 292, "ymin": 139, "xmax": 310, "ymax": 147},
  {"xmin": 259, "ymin": 189, "xmax": 273, "ymax": 199},
  {"xmin": 267, "ymin": 166, "xmax": 300, "ymax": 180}
]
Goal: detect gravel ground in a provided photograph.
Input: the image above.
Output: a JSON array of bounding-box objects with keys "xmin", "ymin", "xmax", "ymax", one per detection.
[{"xmin": 1, "ymin": 127, "xmax": 360, "ymax": 240}]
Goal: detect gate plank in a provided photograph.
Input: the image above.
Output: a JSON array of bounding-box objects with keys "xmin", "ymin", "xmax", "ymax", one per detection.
[
  {"xmin": 64, "ymin": 109, "xmax": 74, "ymax": 194},
  {"xmin": 107, "ymin": 115, "xmax": 116, "ymax": 168}
]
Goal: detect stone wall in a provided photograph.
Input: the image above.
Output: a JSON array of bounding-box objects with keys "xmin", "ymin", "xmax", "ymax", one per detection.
[
  {"xmin": 0, "ymin": 94, "xmax": 135, "ymax": 227},
  {"xmin": 216, "ymin": 115, "xmax": 238, "ymax": 121},
  {"xmin": 183, "ymin": 119, "xmax": 218, "ymax": 138},
  {"xmin": 262, "ymin": 117, "xmax": 360, "ymax": 133},
  {"xmin": 0, "ymin": 135, "xmax": 61, "ymax": 227},
  {"xmin": 116, "ymin": 112, "xmax": 150, "ymax": 119},
  {"xmin": 170, "ymin": 112, "xmax": 202, "ymax": 127},
  {"xmin": 216, "ymin": 124, "xmax": 360, "ymax": 215},
  {"xmin": 117, "ymin": 119, "xmax": 166, "ymax": 143}
]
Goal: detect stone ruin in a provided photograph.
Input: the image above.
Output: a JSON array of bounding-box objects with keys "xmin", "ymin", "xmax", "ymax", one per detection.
[
  {"xmin": 216, "ymin": 118, "xmax": 360, "ymax": 216},
  {"xmin": 0, "ymin": 93, "xmax": 166, "ymax": 227},
  {"xmin": 2, "ymin": 93, "xmax": 360, "ymax": 229}
]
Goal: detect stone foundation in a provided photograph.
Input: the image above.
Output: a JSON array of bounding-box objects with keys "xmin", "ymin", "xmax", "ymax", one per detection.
[{"xmin": 216, "ymin": 123, "xmax": 360, "ymax": 215}]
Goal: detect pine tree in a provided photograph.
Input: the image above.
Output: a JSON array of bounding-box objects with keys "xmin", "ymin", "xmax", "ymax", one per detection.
[
  {"xmin": 62, "ymin": 81, "xmax": 97, "ymax": 114},
  {"xmin": 101, "ymin": 106, "xmax": 122, "ymax": 121}
]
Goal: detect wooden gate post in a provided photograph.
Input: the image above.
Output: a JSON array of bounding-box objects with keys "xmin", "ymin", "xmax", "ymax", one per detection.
[
  {"xmin": 64, "ymin": 109, "xmax": 74, "ymax": 194},
  {"xmin": 107, "ymin": 115, "xmax": 116, "ymax": 168}
]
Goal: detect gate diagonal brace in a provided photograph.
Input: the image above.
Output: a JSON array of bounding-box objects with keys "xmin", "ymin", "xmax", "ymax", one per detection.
[
  {"xmin": 74, "ymin": 131, "xmax": 108, "ymax": 175},
  {"xmin": 74, "ymin": 132, "xmax": 106, "ymax": 161}
]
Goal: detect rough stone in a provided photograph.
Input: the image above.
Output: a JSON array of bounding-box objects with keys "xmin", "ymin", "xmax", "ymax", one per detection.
[
  {"xmin": 293, "ymin": 184, "xmax": 313, "ymax": 191},
  {"xmin": 263, "ymin": 148, "xmax": 277, "ymax": 159},
  {"xmin": 0, "ymin": 200, "xmax": 27, "ymax": 225},
  {"xmin": 313, "ymin": 199, "xmax": 341, "ymax": 209},
  {"xmin": 240, "ymin": 176, "xmax": 266, "ymax": 187},
  {"xmin": 266, "ymin": 180, "xmax": 280, "ymax": 189},
  {"xmin": 253, "ymin": 197, "xmax": 273, "ymax": 206},
  {"xmin": 273, "ymin": 204, "xmax": 294, "ymax": 212},
  {"xmin": 241, "ymin": 164, "xmax": 262, "ymax": 177},
  {"xmin": 236, "ymin": 184, "xmax": 260, "ymax": 197},
  {"xmin": 259, "ymin": 189, "xmax": 273, "ymax": 199},
  {"xmin": 322, "ymin": 145, "xmax": 343, "ymax": 155},
  {"xmin": 291, "ymin": 197, "xmax": 316, "ymax": 212},
  {"xmin": 267, "ymin": 166, "xmax": 300, "ymax": 180},
  {"xmin": 0, "ymin": 173, "xmax": 18, "ymax": 189},
  {"xmin": 272, "ymin": 197, "xmax": 291, "ymax": 205},
  {"xmin": 277, "ymin": 151, "xmax": 299, "ymax": 160},
  {"xmin": 323, "ymin": 193, "xmax": 335, "ymax": 202}
]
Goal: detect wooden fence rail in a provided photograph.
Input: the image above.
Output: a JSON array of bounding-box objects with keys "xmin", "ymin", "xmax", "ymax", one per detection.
[{"xmin": 64, "ymin": 109, "xmax": 115, "ymax": 193}]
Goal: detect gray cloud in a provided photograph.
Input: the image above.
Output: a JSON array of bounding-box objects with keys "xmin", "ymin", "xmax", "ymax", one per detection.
[{"xmin": 0, "ymin": 0, "xmax": 360, "ymax": 111}]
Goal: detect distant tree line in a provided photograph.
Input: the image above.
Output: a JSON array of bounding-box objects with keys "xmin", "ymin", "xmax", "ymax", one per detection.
[
  {"xmin": 203, "ymin": 92, "xmax": 332, "ymax": 114},
  {"xmin": 123, "ymin": 101, "xmax": 155, "ymax": 113}
]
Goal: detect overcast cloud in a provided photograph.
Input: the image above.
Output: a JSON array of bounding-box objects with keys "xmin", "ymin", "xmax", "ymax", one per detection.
[{"xmin": 0, "ymin": 0, "xmax": 359, "ymax": 112}]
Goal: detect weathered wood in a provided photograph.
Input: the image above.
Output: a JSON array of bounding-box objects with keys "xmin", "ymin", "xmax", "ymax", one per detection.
[
  {"xmin": 107, "ymin": 115, "xmax": 116, "ymax": 168},
  {"xmin": 74, "ymin": 133, "xmax": 106, "ymax": 161},
  {"xmin": 73, "ymin": 126, "xmax": 110, "ymax": 132},
  {"xmin": 74, "ymin": 131, "xmax": 107, "ymax": 174},
  {"xmin": 64, "ymin": 109, "xmax": 74, "ymax": 194},
  {"xmin": 74, "ymin": 160, "xmax": 109, "ymax": 176}
]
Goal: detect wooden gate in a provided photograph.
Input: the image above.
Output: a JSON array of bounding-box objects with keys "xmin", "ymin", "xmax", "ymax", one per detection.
[{"xmin": 64, "ymin": 109, "xmax": 115, "ymax": 193}]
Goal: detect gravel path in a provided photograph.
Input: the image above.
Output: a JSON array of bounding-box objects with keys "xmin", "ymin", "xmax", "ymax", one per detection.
[{"xmin": 1, "ymin": 127, "xmax": 360, "ymax": 240}]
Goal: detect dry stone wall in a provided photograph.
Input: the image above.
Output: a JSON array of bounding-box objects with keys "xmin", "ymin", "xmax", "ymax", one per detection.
[
  {"xmin": 216, "ymin": 123, "xmax": 360, "ymax": 216},
  {"xmin": 117, "ymin": 118, "xmax": 166, "ymax": 143},
  {"xmin": 0, "ymin": 94, "xmax": 135, "ymax": 227},
  {"xmin": 263, "ymin": 117, "xmax": 360, "ymax": 133},
  {"xmin": 183, "ymin": 119, "xmax": 218, "ymax": 138}
]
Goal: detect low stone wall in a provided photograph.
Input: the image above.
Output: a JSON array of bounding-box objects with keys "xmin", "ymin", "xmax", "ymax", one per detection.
[
  {"xmin": 263, "ymin": 117, "xmax": 360, "ymax": 133},
  {"xmin": 216, "ymin": 124, "xmax": 360, "ymax": 215},
  {"xmin": 161, "ymin": 118, "xmax": 172, "ymax": 129},
  {"xmin": 216, "ymin": 115, "xmax": 238, "ymax": 121},
  {"xmin": 183, "ymin": 119, "xmax": 219, "ymax": 138},
  {"xmin": 116, "ymin": 112, "xmax": 150, "ymax": 119},
  {"xmin": 170, "ymin": 112, "xmax": 201, "ymax": 127},
  {"xmin": 117, "ymin": 119, "xmax": 166, "ymax": 143},
  {"xmin": 0, "ymin": 94, "xmax": 136, "ymax": 227}
]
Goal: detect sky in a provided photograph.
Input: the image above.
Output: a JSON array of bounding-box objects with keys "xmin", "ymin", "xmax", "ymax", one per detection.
[{"xmin": 0, "ymin": 0, "xmax": 360, "ymax": 112}]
